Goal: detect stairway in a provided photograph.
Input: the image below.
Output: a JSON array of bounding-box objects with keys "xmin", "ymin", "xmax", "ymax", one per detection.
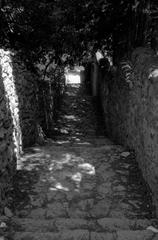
[{"xmin": 4, "ymin": 83, "xmax": 158, "ymax": 239}]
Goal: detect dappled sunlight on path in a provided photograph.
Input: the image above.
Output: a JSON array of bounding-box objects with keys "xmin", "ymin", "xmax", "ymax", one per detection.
[{"xmin": 8, "ymin": 80, "xmax": 158, "ymax": 240}]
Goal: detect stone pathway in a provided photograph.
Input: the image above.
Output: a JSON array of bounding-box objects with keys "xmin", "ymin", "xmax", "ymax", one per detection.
[{"xmin": 3, "ymin": 82, "xmax": 158, "ymax": 239}]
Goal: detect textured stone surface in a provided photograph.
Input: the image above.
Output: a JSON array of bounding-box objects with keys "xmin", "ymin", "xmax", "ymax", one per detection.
[
  {"xmin": 0, "ymin": 49, "xmax": 65, "ymax": 213},
  {"xmin": 99, "ymin": 47, "xmax": 158, "ymax": 215},
  {"xmin": 7, "ymin": 83, "xmax": 158, "ymax": 239},
  {"xmin": 0, "ymin": 49, "xmax": 39, "ymax": 213},
  {"xmin": 46, "ymin": 202, "xmax": 68, "ymax": 218},
  {"xmin": 97, "ymin": 218, "xmax": 132, "ymax": 231},
  {"xmin": 0, "ymin": 50, "xmax": 18, "ymax": 213},
  {"xmin": 90, "ymin": 232, "xmax": 114, "ymax": 240},
  {"xmin": 116, "ymin": 230, "xmax": 154, "ymax": 240}
]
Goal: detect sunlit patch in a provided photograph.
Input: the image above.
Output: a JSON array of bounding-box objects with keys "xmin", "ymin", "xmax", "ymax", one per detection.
[
  {"xmin": 65, "ymin": 91, "xmax": 78, "ymax": 97},
  {"xmin": 49, "ymin": 175, "xmax": 56, "ymax": 181},
  {"xmin": 149, "ymin": 69, "xmax": 158, "ymax": 81},
  {"xmin": 24, "ymin": 153, "xmax": 44, "ymax": 160},
  {"xmin": 41, "ymin": 178, "xmax": 47, "ymax": 182},
  {"xmin": 71, "ymin": 172, "xmax": 82, "ymax": 182},
  {"xmin": 71, "ymin": 172, "xmax": 82, "ymax": 190},
  {"xmin": 71, "ymin": 136, "xmax": 81, "ymax": 141},
  {"xmin": 59, "ymin": 129, "xmax": 69, "ymax": 134},
  {"xmin": 17, "ymin": 151, "xmax": 48, "ymax": 170},
  {"xmin": 49, "ymin": 163, "xmax": 55, "ymax": 171},
  {"xmin": 17, "ymin": 146, "xmax": 96, "ymax": 195},
  {"xmin": 24, "ymin": 165, "xmax": 36, "ymax": 171},
  {"xmin": 60, "ymin": 153, "xmax": 84, "ymax": 164},
  {"xmin": 74, "ymin": 66, "xmax": 85, "ymax": 72},
  {"xmin": 149, "ymin": 69, "xmax": 158, "ymax": 79},
  {"xmin": 49, "ymin": 187, "xmax": 58, "ymax": 191},
  {"xmin": 75, "ymin": 142, "xmax": 92, "ymax": 146},
  {"xmin": 75, "ymin": 133, "xmax": 83, "ymax": 136},
  {"xmin": 56, "ymin": 140, "xmax": 70, "ymax": 145},
  {"xmin": 63, "ymin": 115, "xmax": 79, "ymax": 121},
  {"xmin": 32, "ymin": 147, "xmax": 41, "ymax": 152},
  {"xmin": 78, "ymin": 163, "xmax": 95, "ymax": 175},
  {"xmin": 55, "ymin": 183, "xmax": 69, "ymax": 191}
]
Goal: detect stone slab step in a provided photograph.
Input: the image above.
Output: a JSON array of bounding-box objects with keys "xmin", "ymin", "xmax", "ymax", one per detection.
[
  {"xmin": 11, "ymin": 230, "xmax": 89, "ymax": 240},
  {"xmin": 11, "ymin": 217, "xmax": 158, "ymax": 232},
  {"xmin": 11, "ymin": 229, "xmax": 157, "ymax": 240}
]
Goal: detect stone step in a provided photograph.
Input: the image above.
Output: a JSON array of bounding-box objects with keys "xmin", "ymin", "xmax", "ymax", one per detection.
[
  {"xmin": 11, "ymin": 217, "xmax": 158, "ymax": 233},
  {"xmin": 10, "ymin": 229, "xmax": 157, "ymax": 240}
]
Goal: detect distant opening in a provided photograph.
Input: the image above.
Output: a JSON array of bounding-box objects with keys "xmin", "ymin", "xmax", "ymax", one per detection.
[{"xmin": 65, "ymin": 66, "xmax": 84, "ymax": 85}]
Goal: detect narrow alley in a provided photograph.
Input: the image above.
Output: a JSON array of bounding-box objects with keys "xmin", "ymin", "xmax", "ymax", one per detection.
[{"xmin": 7, "ymin": 72, "xmax": 158, "ymax": 240}]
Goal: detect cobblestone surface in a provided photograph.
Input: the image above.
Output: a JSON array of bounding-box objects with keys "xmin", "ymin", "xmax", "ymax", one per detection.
[{"xmin": 6, "ymin": 83, "xmax": 158, "ymax": 239}]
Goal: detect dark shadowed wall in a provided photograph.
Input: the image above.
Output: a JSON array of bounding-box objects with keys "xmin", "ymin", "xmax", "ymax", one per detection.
[{"xmin": 99, "ymin": 47, "xmax": 158, "ymax": 215}]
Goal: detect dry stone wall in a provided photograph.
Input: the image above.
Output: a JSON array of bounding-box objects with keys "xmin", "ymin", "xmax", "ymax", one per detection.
[
  {"xmin": 0, "ymin": 50, "xmax": 20, "ymax": 213},
  {"xmin": 12, "ymin": 55, "xmax": 38, "ymax": 147},
  {"xmin": 0, "ymin": 49, "xmax": 65, "ymax": 212},
  {"xmin": 0, "ymin": 49, "xmax": 40, "ymax": 212},
  {"xmin": 99, "ymin": 47, "xmax": 158, "ymax": 215}
]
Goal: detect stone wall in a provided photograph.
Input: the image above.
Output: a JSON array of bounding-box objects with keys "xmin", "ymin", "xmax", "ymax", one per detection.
[
  {"xmin": 0, "ymin": 50, "xmax": 20, "ymax": 213},
  {"xmin": 0, "ymin": 49, "xmax": 65, "ymax": 212},
  {"xmin": 99, "ymin": 47, "xmax": 158, "ymax": 214},
  {"xmin": 12, "ymin": 54, "xmax": 38, "ymax": 148},
  {"xmin": 0, "ymin": 49, "xmax": 39, "ymax": 212}
]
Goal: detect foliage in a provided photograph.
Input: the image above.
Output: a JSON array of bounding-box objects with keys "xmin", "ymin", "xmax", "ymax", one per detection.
[{"xmin": 0, "ymin": 0, "xmax": 158, "ymax": 65}]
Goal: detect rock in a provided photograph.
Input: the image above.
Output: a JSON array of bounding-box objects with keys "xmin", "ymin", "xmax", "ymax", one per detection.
[
  {"xmin": 55, "ymin": 218, "xmax": 88, "ymax": 231},
  {"xmin": 113, "ymin": 185, "xmax": 126, "ymax": 192},
  {"xmin": 90, "ymin": 199, "xmax": 111, "ymax": 218},
  {"xmin": 97, "ymin": 218, "xmax": 131, "ymax": 231},
  {"xmin": 117, "ymin": 230, "xmax": 154, "ymax": 240},
  {"xmin": 91, "ymin": 232, "xmax": 114, "ymax": 240},
  {"xmin": 46, "ymin": 202, "xmax": 67, "ymax": 218},
  {"xmin": 30, "ymin": 198, "xmax": 44, "ymax": 207},
  {"xmin": 13, "ymin": 232, "xmax": 60, "ymax": 240},
  {"xmin": 71, "ymin": 172, "xmax": 82, "ymax": 182},
  {"xmin": 60, "ymin": 230, "xmax": 89, "ymax": 240},
  {"xmin": 69, "ymin": 208, "xmax": 89, "ymax": 218},
  {"xmin": 120, "ymin": 152, "xmax": 130, "ymax": 158},
  {"xmin": 78, "ymin": 163, "xmax": 95, "ymax": 175},
  {"xmin": 135, "ymin": 219, "xmax": 151, "ymax": 229},
  {"xmin": 12, "ymin": 218, "xmax": 56, "ymax": 232},
  {"xmin": 82, "ymin": 182, "xmax": 95, "ymax": 191},
  {"xmin": 47, "ymin": 191, "xmax": 66, "ymax": 202},
  {"xmin": 97, "ymin": 182, "xmax": 112, "ymax": 197},
  {"xmin": 0, "ymin": 222, "xmax": 7, "ymax": 229},
  {"xmin": 78, "ymin": 199, "xmax": 94, "ymax": 211},
  {"xmin": 30, "ymin": 208, "xmax": 46, "ymax": 219}
]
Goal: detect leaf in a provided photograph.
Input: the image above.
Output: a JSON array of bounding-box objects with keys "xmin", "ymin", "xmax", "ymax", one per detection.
[
  {"xmin": 0, "ymin": 222, "xmax": 7, "ymax": 228},
  {"xmin": 4, "ymin": 207, "xmax": 13, "ymax": 218},
  {"xmin": 146, "ymin": 226, "xmax": 158, "ymax": 233}
]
